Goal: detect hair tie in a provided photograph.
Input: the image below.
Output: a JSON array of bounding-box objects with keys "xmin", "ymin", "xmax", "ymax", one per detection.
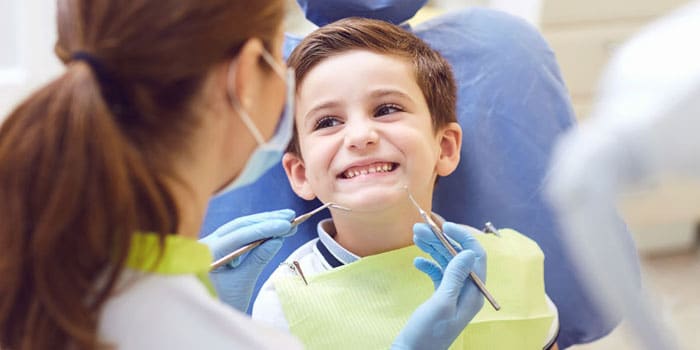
[
  {"xmin": 70, "ymin": 51, "xmax": 134, "ymax": 122},
  {"xmin": 71, "ymin": 51, "xmax": 107, "ymax": 78}
]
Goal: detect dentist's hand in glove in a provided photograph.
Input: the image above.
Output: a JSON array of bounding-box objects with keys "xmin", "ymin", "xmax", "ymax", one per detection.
[
  {"xmin": 392, "ymin": 222, "xmax": 487, "ymax": 350},
  {"xmin": 200, "ymin": 209, "xmax": 297, "ymax": 312}
]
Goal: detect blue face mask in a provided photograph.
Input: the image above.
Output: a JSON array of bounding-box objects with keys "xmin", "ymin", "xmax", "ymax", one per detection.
[{"xmin": 213, "ymin": 49, "xmax": 295, "ymax": 197}]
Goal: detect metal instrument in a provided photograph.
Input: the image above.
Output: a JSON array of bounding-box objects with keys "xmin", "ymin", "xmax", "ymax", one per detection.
[
  {"xmin": 483, "ymin": 221, "xmax": 501, "ymax": 237},
  {"xmin": 405, "ymin": 188, "xmax": 501, "ymax": 311},
  {"xmin": 210, "ymin": 202, "xmax": 350, "ymax": 271}
]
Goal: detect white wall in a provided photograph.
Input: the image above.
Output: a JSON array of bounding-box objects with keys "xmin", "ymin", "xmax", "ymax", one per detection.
[
  {"xmin": 430, "ymin": 0, "xmax": 542, "ymax": 26},
  {"xmin": 0, "ymin": 0, "xmax": 63, "ymax": 122},
  {"xmin": 489, "ymin": 0, "xmax": 542, "ymax": 26}
]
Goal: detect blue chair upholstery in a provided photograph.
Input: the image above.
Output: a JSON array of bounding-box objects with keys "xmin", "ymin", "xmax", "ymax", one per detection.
[{"xmin": 201, "ymin": 4, "xmax": 640, "ymax": 348}]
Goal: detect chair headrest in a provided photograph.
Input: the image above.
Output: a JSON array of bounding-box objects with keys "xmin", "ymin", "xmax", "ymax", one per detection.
[{"xmin": 295, "ymin": 0, "xmax": 428, "ymax": 26}]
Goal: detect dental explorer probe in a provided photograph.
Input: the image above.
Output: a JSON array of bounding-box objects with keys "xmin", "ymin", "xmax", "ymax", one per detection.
[
  {"xmin": 405, "ymin": 188, "xmax": 501, "ymax": 311},
  {"xmin": 210, "ymin": 202, "xmax": 351, "ymax": 271}
]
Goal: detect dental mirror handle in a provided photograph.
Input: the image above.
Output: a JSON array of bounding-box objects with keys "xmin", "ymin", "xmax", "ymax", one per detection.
[{"xmin": 210, "ymin": 202, "xmax": 351, "ymax": 271}]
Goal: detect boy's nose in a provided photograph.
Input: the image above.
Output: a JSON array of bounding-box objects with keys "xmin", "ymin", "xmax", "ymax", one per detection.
[{"xmin": 344, "ymin": 119, "xmax": 379, "ymax": 150}]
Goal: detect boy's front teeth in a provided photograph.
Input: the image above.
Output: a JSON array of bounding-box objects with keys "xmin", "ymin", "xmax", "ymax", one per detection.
[{"xmin": 343, "ymin": 163, "xmax": 394, "ymax": 179}]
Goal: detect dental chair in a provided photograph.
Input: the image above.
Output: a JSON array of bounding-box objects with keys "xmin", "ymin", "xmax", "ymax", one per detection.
[{"xmin": 201, "ymin": 1, "xmax": 641, "ymax": 348}]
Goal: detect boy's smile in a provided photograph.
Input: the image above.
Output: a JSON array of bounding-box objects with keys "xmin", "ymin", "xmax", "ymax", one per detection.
[
  {"xmin": 283, "ymin": 50, "xmax": 461, "ymax": 214},
  {"xmin": 339, "ymin": 161, "xmax": 397, "ymax": 179}
]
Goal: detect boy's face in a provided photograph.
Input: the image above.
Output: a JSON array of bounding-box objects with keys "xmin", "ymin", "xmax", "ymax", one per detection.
[{"xmin": 283, "ymin": 50, "xmax": 461, "ymax": 212}]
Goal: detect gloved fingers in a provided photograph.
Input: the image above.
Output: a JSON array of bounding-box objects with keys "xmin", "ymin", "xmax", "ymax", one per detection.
[
  {"xmin": 471, "ymin": 253, "xmax": 486, "ymax": 282},
  {"xmin": 413, "ymin": 224, "xmax": 449, "ymax": 262},
  {"xmin": 414, "ymin": 257, "xmax": 443, "ymax": 290},
  {"xmin": 209, "ymin": 238, "xmax": 285, "ymax": 311},
  {"xmin": 208, "ymin": 220, "xmax": 296, "ymax": 259},
  {"xmin": 207, "ymin": 270, "xmax": 254, "ymax": 312},
  {"xmin": 209, "ymin": 209, "xmax": 296, "ymax": 238},
  {"xmin": 442, "ymin": 222, "xmax": 486, "ymax": 259},
  {"xmin": 224, "ymin": 253, "xmax": 246, "ymax": 269},
  {"xmin": 413, "ymin": 223, "xmax": 451, "ymax": 268},
  {"xmin": 436, "ymin": 249, "xmax": 476, "ymax": 300},
  {"xmin": 441, "ymin": 223, "xmax": 486, "ymax": 282},
  {"xmin": 242, "ymin": 237, "xmax": 284, "ymax": 267},
  {"xmin": 222, "ymin": 235, "xmax": 291, "ymax": 269},
  {"xmin": 456, "ymin": 281, "xmax": 485, "ymax": 316}
]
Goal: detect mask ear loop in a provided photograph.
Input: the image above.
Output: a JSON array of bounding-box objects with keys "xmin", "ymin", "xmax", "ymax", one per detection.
[
  {"xmin": 260, "ymin": 49, "xmax": 287, "ymax": 79},
  {"xmin": 259, "ymin": 48, "xmax": 296, "ymax": 148},
  {"xmin": 226, "ymin": 58, "xmax": 266, "ymax": 145}
]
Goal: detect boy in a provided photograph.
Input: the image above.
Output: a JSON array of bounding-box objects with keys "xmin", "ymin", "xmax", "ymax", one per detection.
[{"xmin": 252, "ymin": 18, "xmax": 558, "ymax": 349}]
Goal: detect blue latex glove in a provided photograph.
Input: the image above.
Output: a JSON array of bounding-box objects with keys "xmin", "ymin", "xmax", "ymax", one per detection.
[
  {"xmin": 199, "ymin": 209, "xmax": 297, "ymax": 312},
  {"xmin": 392, "ymin": 222, "xmax": 487, "ymax": 350}
]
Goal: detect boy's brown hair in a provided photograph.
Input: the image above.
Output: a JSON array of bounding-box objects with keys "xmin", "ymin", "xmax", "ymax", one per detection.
[{"xmin": 286, "ymin": 17, "xmax": 457, "ymax": 155}]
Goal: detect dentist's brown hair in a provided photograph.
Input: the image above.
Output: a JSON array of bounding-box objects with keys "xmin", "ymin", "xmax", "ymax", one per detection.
[{"xmin": 0, "ymin": 0, "xmax": 283, "ymax": 349}]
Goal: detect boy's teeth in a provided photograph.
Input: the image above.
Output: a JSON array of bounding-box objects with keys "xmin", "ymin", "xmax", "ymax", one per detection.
[{"xmin": 343, "ymin": 163, "xmax": 394, "ymax": 178}]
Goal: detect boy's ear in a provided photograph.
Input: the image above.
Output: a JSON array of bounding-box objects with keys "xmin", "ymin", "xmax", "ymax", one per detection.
[
  {"xmin": 436, "ymin": 122, "xmax": 463, "ymax": 176},
  {"xmin": 282, "ymin": 152, "xmax": 316, "ymax": 200}
]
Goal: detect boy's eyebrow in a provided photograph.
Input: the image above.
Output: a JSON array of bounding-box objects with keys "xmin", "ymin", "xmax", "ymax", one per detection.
[
  {"xmin": 304, "ymin": 101, "xmax": 341, "ymax": 121},
  {"xmin": 368, "ymin": 88, "xmax": 413, "ymax": 101}
]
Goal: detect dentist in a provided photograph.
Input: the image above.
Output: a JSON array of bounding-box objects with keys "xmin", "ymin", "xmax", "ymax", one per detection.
[{"xmin": 0, "ymin": 0, "xmax": 485, "ymax": 349}]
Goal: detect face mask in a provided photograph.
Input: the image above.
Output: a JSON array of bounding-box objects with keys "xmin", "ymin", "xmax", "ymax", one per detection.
[{"xmin": 213, "ymin": 49, "xmax": 295, "ymax": 197}]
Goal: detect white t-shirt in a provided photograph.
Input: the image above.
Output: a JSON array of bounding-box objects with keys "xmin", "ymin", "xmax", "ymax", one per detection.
[
  {"xmin": 99, "ymin": 269, "xmax": 303, "ymax": 349},
  {"xmin": 252, "ymin": 218, "xmax": 560, "ymax": 348}
]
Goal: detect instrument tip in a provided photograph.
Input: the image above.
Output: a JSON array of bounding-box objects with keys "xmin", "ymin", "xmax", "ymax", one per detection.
[
  {"xmin": 404, "ymin": 187, "xmax": 422, "ymax": 211},
  {"xmin": 327, "ymin": 202, "xmax": 352, "ymax": 212}
]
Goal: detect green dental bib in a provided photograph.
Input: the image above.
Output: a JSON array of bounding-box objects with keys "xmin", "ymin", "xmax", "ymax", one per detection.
[
  {"xmin": 275, "ymin": 229, "xmax": 554, "ymax": 350},
  {"xmin": 126, "ymin": 232, "xmax": 216, "ymax": 296}
]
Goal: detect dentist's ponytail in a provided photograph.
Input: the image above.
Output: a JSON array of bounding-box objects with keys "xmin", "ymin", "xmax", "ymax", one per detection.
[
  {"xmin": 0, "ymin": 59, "xmax": 177, "ymax": 350},
  {"xmin": 0, "ymin": 0, "xmax": 284, "ymax": 349}
]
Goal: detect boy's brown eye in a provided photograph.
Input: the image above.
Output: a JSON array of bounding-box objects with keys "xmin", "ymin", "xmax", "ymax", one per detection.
[
  {"xmin": 314, "ymin": 116, "xmax": 342, "ymax": 130},
  {"xmin": 375, "ymin": 104, "xmax": 402, "ymax": 117}
]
